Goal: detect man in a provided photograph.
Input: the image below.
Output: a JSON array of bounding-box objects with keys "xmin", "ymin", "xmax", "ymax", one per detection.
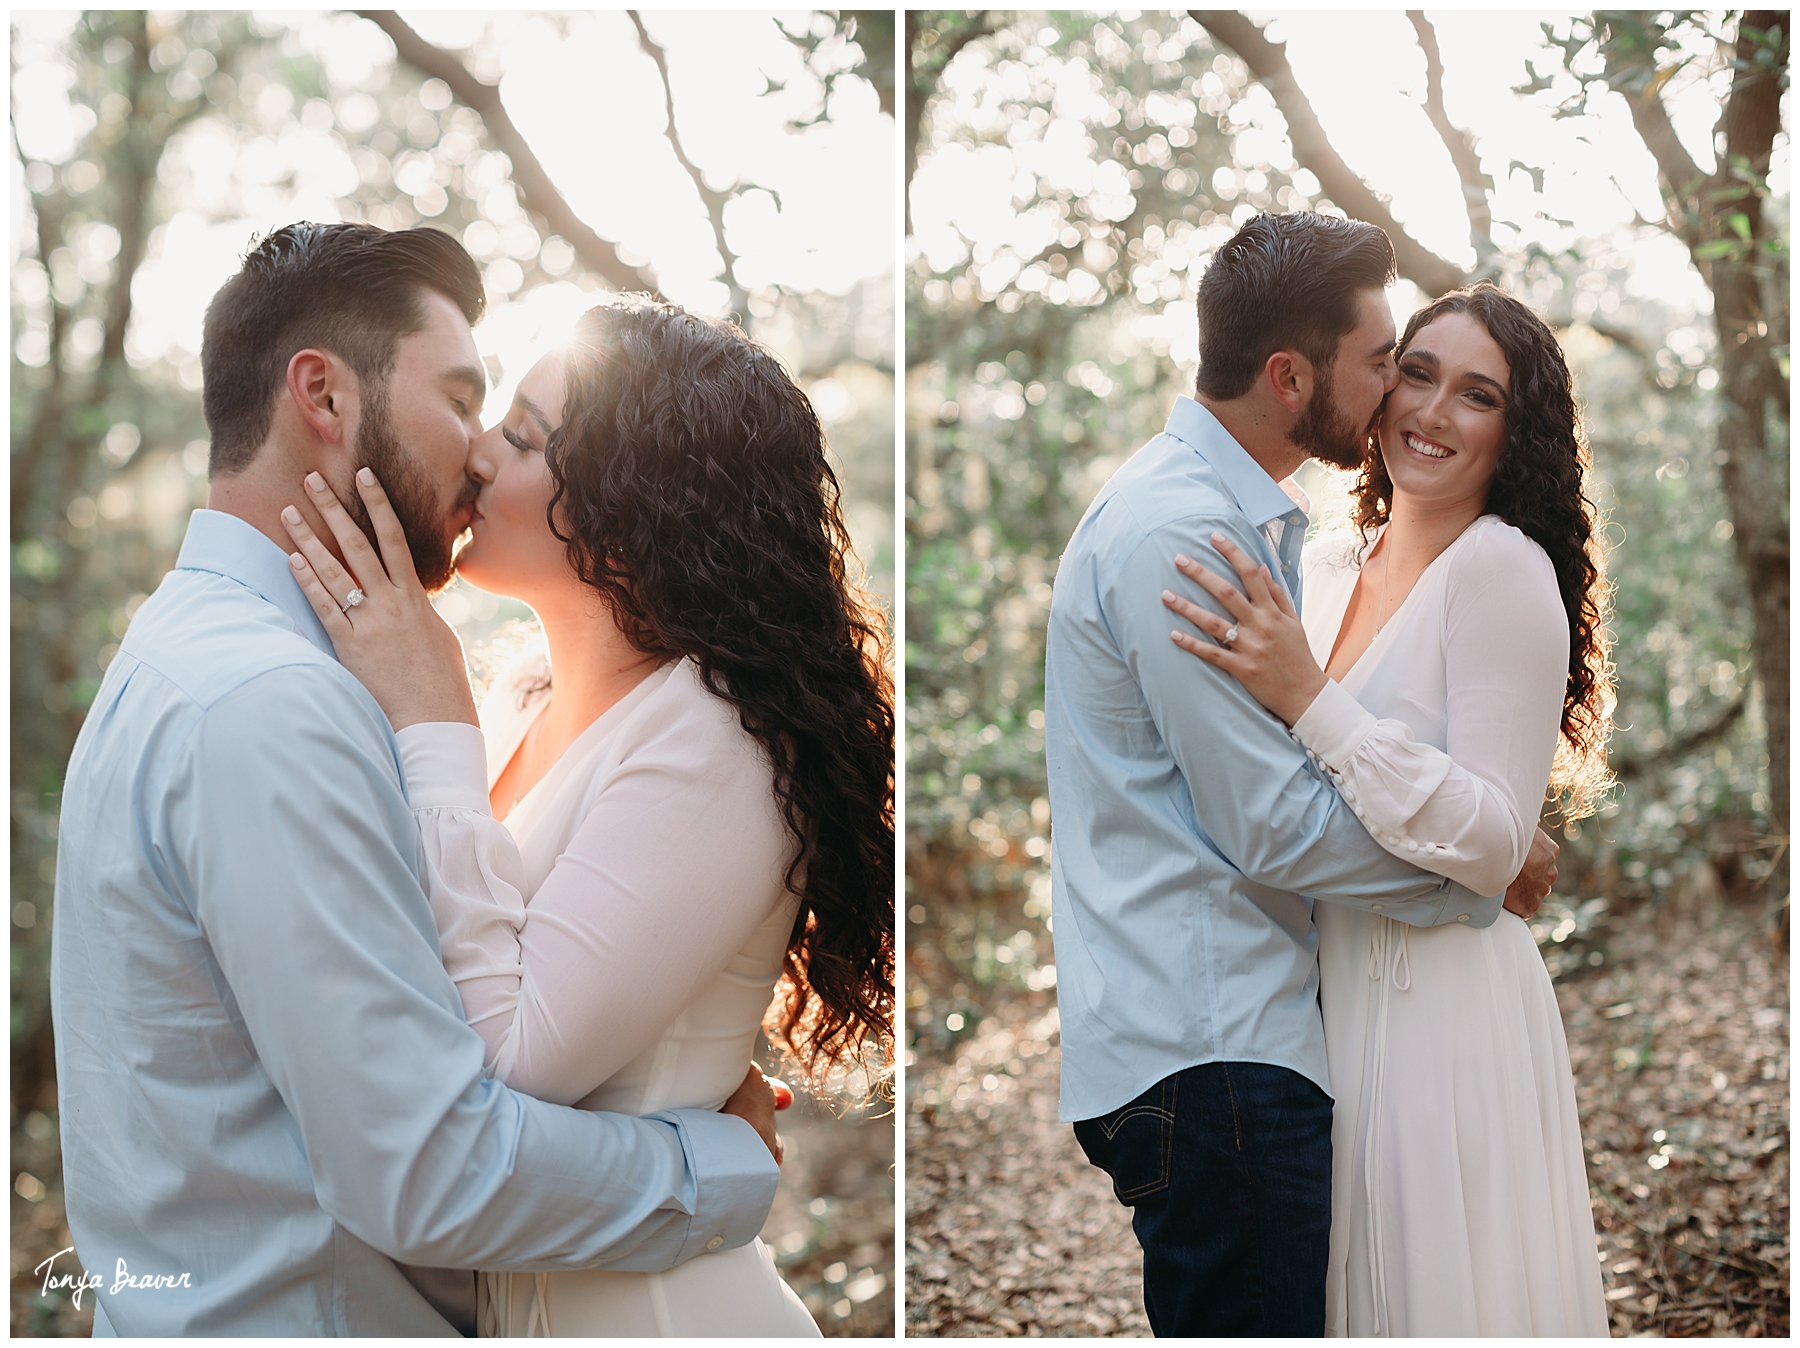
[
  {"xmin": 1043, "ymin": 212, "xmax": 1556, "ymax": 1335},
  {"xmin": 52, "ymin": 223, "xmax": 781, "ymax": 1335}
]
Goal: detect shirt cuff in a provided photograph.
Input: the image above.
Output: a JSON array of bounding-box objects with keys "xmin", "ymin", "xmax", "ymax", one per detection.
[
  {"xmin": 650, "ymin": 1107, "xmax": 780, "ymax": 1262},
  {"xmin": 1289, "ymin": 678, "xmax": 1380, "ymax": 773},
  {"xmin": 395, "ymin": 722, "xmax": 492, "ymax": 812}
]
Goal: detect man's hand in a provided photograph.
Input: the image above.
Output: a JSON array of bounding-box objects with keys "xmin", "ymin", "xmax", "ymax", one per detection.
[
  {"xmin": 721, "ymin": 1064, "xmax": 786, "ymax": 1166},
  {"xmin": 1503, "ymin": 827, "xmax": 1559, "ymax": 919}
]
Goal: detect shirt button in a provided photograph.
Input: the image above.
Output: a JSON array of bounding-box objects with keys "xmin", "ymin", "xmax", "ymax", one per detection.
[
  {"xmin": 1372, "ymin": 904, "xmax": 1383, "ymax": 912},
  {"xmin": 1457, "ymin": 913, "xmax": 1471, "ymax": 923},
  {"xmin": 705, "ymin": 1235, "xmax": 724, "ymax": 1251}
]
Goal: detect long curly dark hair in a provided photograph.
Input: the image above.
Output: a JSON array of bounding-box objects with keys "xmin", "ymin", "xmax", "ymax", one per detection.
[
  {"xmin": 544, "ymin": 297, "xmax": 894, "ymax": 1093},
  {"xmin": 1352, "ymin": 282, "xmax": 1615, "ymax": 818}
]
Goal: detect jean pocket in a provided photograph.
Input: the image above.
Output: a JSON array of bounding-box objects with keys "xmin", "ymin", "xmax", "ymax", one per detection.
[{"xmin": 1073, "ymin": 1076, "xmax": 1176, "ymax": 1203}]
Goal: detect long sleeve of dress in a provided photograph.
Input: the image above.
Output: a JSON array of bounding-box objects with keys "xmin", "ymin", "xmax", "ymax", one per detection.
[
  {"xmin": 1288, "ymin": 521, "xmax": 1571, "ymax": 897},
  {"xmin": 394, "ymin": 667, "xmax": 795, "ymax": 1108}
]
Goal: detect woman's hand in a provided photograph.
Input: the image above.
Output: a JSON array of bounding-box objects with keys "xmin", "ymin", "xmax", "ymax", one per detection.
[
  {"xmin": 281, "ymin": 468, "xmax": 479, "ymax": 731},
  {"xmin": 1161, "ymin": 531, "xmax": 1328, "ymax": 726}
]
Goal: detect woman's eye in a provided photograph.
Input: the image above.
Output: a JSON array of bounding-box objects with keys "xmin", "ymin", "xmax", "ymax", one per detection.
[
  {"xmin": 502, "ymin": 425, "xmax": 536, "ymax": 453},
  {"xmin": 1401, "ymin": 364, "xmax": 1428, "ymax": 382}
]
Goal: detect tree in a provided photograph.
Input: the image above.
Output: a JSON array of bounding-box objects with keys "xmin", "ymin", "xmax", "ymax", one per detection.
[{"xmin": 1549, "ymin": 11, "xmax": 1789, "ymax": 911}]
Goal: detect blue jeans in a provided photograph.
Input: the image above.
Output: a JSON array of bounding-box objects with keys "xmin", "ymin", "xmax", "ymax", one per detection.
[{"xmin": 1073, "ymin": 1061, "xmax": 1332, "ymax": 1336}]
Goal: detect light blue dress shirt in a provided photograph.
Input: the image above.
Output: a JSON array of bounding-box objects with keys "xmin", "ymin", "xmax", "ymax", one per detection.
[
  {"xmin": 1045, "ymin": 398, "xmax": 1503, "ymax": 1123},
  {"xmin": 51, "ymin": 509, "xmax": 778, "ymax": 1336}
]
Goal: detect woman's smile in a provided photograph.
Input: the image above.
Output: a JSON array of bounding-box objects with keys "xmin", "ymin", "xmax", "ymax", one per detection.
[{"xmin": 1400, "ymin": 430, "xmax": 1454, "ymax": 461}]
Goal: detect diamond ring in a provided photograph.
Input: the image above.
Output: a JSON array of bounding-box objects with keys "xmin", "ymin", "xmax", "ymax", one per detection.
[
  {"xmin": 344, "ymin": 588, "xmax": 366, "ymax": 609},
  {"xmin": 1221, "ymin": 623, "xmax": 1240, "ymax": 647}
]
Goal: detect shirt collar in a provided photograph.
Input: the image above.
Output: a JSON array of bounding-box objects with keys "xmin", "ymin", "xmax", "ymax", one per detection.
[
  {"xmin": 174, "ymin": 509, "xmax": 337, "ymax": 657},
  {"xmin": 1163, "ymin": 396, "xmax": 1310, "ymax": 529}
]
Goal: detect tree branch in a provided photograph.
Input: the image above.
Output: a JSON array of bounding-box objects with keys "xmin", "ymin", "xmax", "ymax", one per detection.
[
  {"xmin": 1612, "ymin": 693, "xmax": 1747, "ymax": 780},
  {"xmin": 628, "ymin": 11, "xmax": 747, "ymax": 322},
  {"xmin": 358, "ymin": 10, "xmax": 657, "ymax": 294},
  {"xmin": 1190, "ymin": 10, "xmax": 1467, "ymax": 297},
  {"xmin": 1407, "ymin": 10, "xmax": 1494, "ymax": 269},
  {"xmin": 1626, "ymin": 90, "xmax": 1709, "ymax": 244},
  {"xmin": 1586, "ymin": 16, "xmax": 1708, "ymax": 241}
]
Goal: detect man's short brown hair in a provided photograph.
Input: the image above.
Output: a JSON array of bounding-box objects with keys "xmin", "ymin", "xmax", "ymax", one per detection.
[{"xmin": 201, "ymin": 222, "xmax": 485, "ymax": 474}]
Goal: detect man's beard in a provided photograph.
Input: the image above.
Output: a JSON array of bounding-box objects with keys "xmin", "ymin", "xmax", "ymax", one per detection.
[
  {"xmin": 1288, "ymin": 365, "xmax": 1372, "ymax": 471},
  {"xmin": 348, "ymin": 388, "xmax": 475, "ymax": 593}
]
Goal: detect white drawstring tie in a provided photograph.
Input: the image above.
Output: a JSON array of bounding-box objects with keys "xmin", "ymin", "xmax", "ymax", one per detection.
[
  {"xmin": 481, "ymin": 1270, "xmax": 554, "ymax": 1337},
  {"xmin": 1363, "ymin": 917, "xmax": 1409, "ymax": 1336}
]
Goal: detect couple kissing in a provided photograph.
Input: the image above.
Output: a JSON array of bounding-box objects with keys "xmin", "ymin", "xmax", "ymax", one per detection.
[{"xmin": 52, "ymin": 221, "xmax": 894, "ymax": 1336}]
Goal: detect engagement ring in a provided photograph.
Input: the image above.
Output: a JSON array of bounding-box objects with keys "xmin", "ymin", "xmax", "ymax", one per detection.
[
  {"xmin": 1221, "ymin": 623, "xmax": 1239, "ymax": 647},
  {"xmin": 344, "ymin": 588, "xmax": 366, "ymax": 609}
]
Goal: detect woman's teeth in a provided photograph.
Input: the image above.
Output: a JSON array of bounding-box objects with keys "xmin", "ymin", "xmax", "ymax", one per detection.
[{"xmin": 1405, "ymin": 432, "xmax": 1453, "ymax": 459}]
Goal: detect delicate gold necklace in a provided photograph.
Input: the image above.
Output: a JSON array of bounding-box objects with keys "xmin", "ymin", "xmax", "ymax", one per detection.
[{"xmin": 1372, "ymin": 538, "xmax": 1396, "ymax": 637}]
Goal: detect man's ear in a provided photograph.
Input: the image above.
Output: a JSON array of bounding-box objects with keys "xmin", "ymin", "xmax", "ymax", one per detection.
[
  {"xmin": 285, "ymin": 348, "xmax": 354, "ymax": 447},
  {"xmin": 1263, "ymin": 349, "xmax": 1313, "ymax": 416}
]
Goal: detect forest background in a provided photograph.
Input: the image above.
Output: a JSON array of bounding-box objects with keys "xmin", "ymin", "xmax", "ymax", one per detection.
[
  {"xmin": 10, "ymin": 9, "xmax": 895, "ymax": 1335},
  {"xmin": 905, "ymin": 10, "xmax": 1788, "ymax": 1336}
]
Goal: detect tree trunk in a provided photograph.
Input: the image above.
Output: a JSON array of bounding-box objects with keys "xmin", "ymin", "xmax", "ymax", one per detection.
[{"xmin": 1707, "ymin": 12, "xmax": 1788, "ymax": 868}]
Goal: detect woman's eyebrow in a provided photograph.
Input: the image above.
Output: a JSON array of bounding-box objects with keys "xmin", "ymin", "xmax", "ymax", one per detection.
[
  {"xmin": 516, "ymin": 393, "xmax": 553, "ymax": 435},
  {"xmin": 1402, "ymin": 347, "xmax": 1506, "ymax": 398}
]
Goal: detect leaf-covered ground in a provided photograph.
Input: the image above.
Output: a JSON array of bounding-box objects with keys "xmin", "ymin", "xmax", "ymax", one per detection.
[
  {"xmin": 11, "ymin": 1088, "xmax": 892, "ymax": 1337},
  {"xmin": 905, "ymin": 895, "xmax": 1787, "ymax": 1337}
]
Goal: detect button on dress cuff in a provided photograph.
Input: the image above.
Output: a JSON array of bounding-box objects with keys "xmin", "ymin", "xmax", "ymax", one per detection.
[
  {"xmin": 1289, "ymin": 678, "xmax": 1380, "ymax": 774},
  {"xmin": 395, "ymin": 722, "xmax": 493, "ymax": 812}
]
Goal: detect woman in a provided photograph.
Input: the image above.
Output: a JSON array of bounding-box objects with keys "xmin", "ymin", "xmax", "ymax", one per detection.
[
  {"xmin": 1163, "ymin": 283, "xmax": 1613, "ymax": 1336},
  {"xmin": 283, "ymin": 298, "xmax": 893, "ymax": 1335}
]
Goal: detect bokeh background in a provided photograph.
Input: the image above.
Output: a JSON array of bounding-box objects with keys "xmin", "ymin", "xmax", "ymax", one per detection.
[
  {"xmin": 904, "ymin": 10, "xmax": 1787, "ymax": 1336},
  {"xmin": 11, "ymin": 10, "xmax": 894, "ymax": 1335}
]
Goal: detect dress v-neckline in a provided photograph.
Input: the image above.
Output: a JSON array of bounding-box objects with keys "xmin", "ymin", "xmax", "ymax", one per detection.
[
  {"xmin": 1326, "ymin": 517, "xmax": 1489, "ymax": 689},
  {"xmin": 489, "ymin": 660, "xmax": 678, "ymax": 822}
]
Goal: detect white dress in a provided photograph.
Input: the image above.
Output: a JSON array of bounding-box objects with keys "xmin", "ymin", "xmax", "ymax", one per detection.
[
  {"xmin": 1288, "ymin": 516, "xmax": 1609, "ymax": 1337},
  {"xmin": 396, "ymin": 652, "xmax": 821, "ymax": 1337}
]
